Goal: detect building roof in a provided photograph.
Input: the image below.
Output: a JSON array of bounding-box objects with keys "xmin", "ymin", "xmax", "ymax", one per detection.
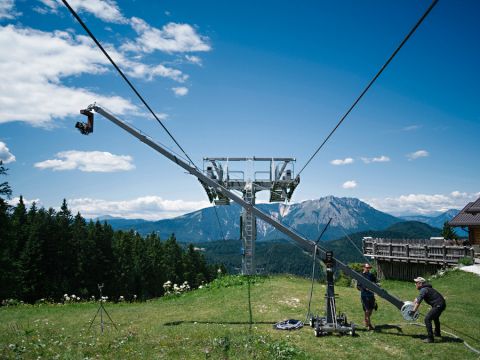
[
  {"xmin": 466, "ymin": 197, "xmax": 480, "ymax": 215},
  {"xmin": 449, "ymin": 198, "xmax": 480, "ymax": 226}
]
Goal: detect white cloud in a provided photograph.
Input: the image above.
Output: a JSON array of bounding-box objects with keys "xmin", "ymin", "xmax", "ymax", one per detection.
[
  {"xmin": 0, "ymin": 25, "xmax": 189, "ymax": 126},
  {"xmin": 68, "ymin": 196, "xmax": 210, "ymax": 220},
  {"xmin": 331, "ymin": 157, "xmax": 354, "ymax": 166},
  {"xmin": 8, "ymin": 196, "xmax": 42, "ymax": 208},
  {"xmin": 402, "ymin": 125, "xmax": 421, "ymax": 131},
  {"xmin": 0, "ymin": 141, "xmax": 15, "ymax": 164},
  {"xmin": 407, "ymin": 150, "xmax": 429, "ymax": 161},
  {"xmin": 365, "ymin": 191, "xmax": 480, "ymax": 215},
  {"xmin": 342, "ymin": 180, "xmax": 357, "ymax": 189},
  {"xmin": 7, "ymin": 194, "xmax": 211, "ymax": 220},
  {"xmin": 38, "ymin": 0, "xmax": 127, "ymax": 23},
  {"xmin": 361, "ymin": 155, "xmax": 390, "ymax": 164},
  {"xmin": 0, "ymin": 25, "xmax": 134, "ymax": 126},
  {"xmin": 185, "ymin": 55, "xmax": 202, "ymax": 65},
  {"xmin": 123, "ymin": 17, "xmax": 211, "ymax": 53},
  {"xmin": 123, "ymin": 61, "xmax": 188, "ymax": 82},
  {"xmin": 0, "ymin": 0, "xmax": 19, "ymax": 19},
  {"xmin": 34, "ymin": 150, "xmax": 135, "ymax": 172},
  {"xmin": 172, "ymin": 86, "xmax": 188, "ymax": 96}
]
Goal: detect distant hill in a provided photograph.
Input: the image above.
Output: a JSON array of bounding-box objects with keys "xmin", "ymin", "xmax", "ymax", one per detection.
[
  {"xmin": 400, "ymin": 209, "xmax": 460, "ymax": 229},
  {"xmin": 400, "ymin": 209, "xmax": 467, "ymax": 237},
  {"xmin": 198, "ymin": 239, "xmax": 321, "ymax": 277},
  {"xmin": 104, "ymin": 196, "xmax": 401, "ymax": 243},
  {"xmin": 198, "ymin": 221, "xmax": 442, "ymax": 275},
  {"xmin": 324, "ymin": 220, "xmax": 442, "ymax": 264}
]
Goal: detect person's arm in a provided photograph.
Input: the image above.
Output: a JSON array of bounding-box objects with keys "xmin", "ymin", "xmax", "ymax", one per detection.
[
  {"xmin": 412, "ymin": 299, "xmax": 420, "ymax": 312},
  {"xmin": 412, "ymin": 288, "xmax": 426, "ymax": 313}
]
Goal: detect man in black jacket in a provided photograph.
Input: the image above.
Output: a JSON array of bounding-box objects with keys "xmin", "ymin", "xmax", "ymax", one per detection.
[{"xmin": 411, "ymin": 277, "xmax": 446, "ymax": 343}]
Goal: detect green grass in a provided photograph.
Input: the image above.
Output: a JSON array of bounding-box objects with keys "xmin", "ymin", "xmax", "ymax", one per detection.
[{"xmin": 1, "ymin": 270, "xmax": 479, "ymax": 359}]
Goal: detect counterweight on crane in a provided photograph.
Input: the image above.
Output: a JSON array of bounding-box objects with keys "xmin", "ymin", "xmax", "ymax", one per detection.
[{"xmin": 75, "ymin": 105, "xmax": 419, "ymax": 334}]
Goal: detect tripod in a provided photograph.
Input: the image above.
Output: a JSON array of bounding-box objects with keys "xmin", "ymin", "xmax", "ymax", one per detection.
[{"xmin": 88, "ymin": 284, "xmax": 118, "ymax": 333}]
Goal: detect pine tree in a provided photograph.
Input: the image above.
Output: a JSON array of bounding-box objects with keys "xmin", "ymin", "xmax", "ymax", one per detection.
[
  {"xmin": 163, "ymin": 234, "xmax": 184, "ymax": 286},
  {"xmin": 72, "ymin": 212, "xmax": 92, "ymax": 297},
  {"xmin": 143, "ymin": 233, "xmax": 165, "ymax": 297},
  {"xmin": 442, "ymin": 221, "xmax": 458, "ymax": 240},
  {"xmin": 0, "ymin": 161, "xmax": 13, "ymax": 299},
  {"xmin": 20, "ymin": 207, "xmax": 47, "ymax": 302},
  {"xmin": 0, "ymin": 161, "xmax": 12, "ymax": 201},
  {"xmin": 56, "ymin": 199, "xmax": 75, "ymax": 293},
  {"xmin": 11, "ymin": 196, "xmax": 28, "ymax": 258}
]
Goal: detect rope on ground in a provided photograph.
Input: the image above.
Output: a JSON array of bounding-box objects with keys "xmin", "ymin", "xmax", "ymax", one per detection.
[
  {"xmin": 384, "ymin": 320, "xmax": 480, "ymax": 355},
  {"xmin": 407, "ymin": 322, "xmax": 480, "ymax": 355}
]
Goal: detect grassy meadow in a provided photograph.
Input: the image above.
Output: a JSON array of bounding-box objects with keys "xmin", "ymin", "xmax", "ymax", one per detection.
[{"xmin": 1, "ymin": 270, "xmax": 479, "ymax": 359}]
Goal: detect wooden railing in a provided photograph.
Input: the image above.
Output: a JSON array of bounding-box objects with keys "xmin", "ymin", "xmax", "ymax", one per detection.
[{"xmin": 363, "ymin": 238, "xmax": 475, "ymax": 264}]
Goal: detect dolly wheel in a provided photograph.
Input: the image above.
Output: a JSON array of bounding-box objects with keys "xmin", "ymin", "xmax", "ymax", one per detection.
[
  {"xmin": 314, "ymin": 328, "xmax": 322, "ymax": 337},
  {"xmin": 309, "ymin": 318, "xmax": 315, "ymax": 328},
  {"xmin": 349, "ymin": 328, "xmax": 356, "ymax": 337}
]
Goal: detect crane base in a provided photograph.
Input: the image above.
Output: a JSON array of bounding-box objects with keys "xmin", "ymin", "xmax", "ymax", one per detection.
[{"xmin": 309, "ymin": 314, "xmax": 356, "ymax": 337}]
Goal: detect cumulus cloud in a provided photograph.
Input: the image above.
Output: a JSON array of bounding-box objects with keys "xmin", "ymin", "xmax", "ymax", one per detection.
[
  {"xmin": 0, "ymin": 25, "xmax": 134, "ymax": 126},
  {"xmin": 8, "ymin": 196, "xmax": 42, "ymax": 208},
  {"xmin": 331, "ymin": 157, "xmax": 354, "ymax": 166},
  {"xmin": 172, "ymin": 86, "xmax": 188, "ymax": 96},
  {"xmin": 123, "ymin": 17, "xmax": 211, "ymax": 53},
  {"xmin": 407, "ymin": 150, "xmax": 429, "ymax": 161},
  {"xmin": 0, "ymin": 0, "xmax": 19, "ymax": 19},
  {"xmin": 0, "ymin": 25, "xmax": 190, "ymax": 126},
  {"xmin": 185, "ymin": 55, "xmax": 202, "ymax": 65},
  {"xmin": 68, "ymin": 196, "xmax": 210, "ymax": 220},
  {"xmin": 38, "ymin": 0, "xmax": 127, "ymax": 23},
  {"xmin": 365, "ymin": 191, "xmax": 480, "ymax": 215},
  {"xmin": 361, "ymin": 155, "xmax": 390, "ymax": 164},
  {"xmin": 342, "ymin": 180, "xmax": 357, "ymax": 189},
  {"xmin": 0, "ymin": 141, "xmax": 15, "ymax": 164},
  {"xmin": 34, "ymin": 150, "xmax": 135, "ymax": 172}
]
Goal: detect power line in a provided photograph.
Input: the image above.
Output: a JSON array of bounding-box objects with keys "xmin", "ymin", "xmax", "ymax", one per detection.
[
  {"xmin": 212, "ymin": 205, "xmax": 226, "ymax": 241},
  {"xmin": 297, "ymin": 0, "xmax": 439, "ymax": 177},
  {"xmin": 61, "ymin": 0, "xmax": 198, "ymax": 169}
]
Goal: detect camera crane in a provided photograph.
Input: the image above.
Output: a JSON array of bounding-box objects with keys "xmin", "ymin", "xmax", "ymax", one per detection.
[{"xmin": 76, "ymin": 104, "xmax": 418, "ymax": 336}]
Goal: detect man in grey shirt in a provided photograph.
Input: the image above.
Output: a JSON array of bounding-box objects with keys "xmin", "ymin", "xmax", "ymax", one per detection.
[{"xmin": 411, "ymin": 277, "xmax": 446, "ymax": 343}]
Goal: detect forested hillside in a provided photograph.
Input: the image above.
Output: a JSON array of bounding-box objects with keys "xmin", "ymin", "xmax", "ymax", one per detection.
[{"xmin": 0, "ymin": 197, "xmax": 222, "ymax": 303}]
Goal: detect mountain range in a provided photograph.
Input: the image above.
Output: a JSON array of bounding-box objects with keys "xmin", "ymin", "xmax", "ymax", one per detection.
[{"xmin": 99, "ymin": 196, "xmax": 460, "ymax": 243}]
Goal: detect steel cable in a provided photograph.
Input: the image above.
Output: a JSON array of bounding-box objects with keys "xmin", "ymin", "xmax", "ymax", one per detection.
[
  {"xmin": 297, "ymin": 0, "xmax": 439, "ymax": 177},
  {"xmin": 61, "ymin": 0, "xmax": 199, "ymax": 170}
]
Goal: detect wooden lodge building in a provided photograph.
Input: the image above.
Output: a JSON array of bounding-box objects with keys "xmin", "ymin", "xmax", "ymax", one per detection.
[
  {"xmin": 362, "ymin": 196, "xmax": 480, "ymax": 280},
  {"xmin": 448, "ymin": 196, "xmax": 480, "ymax": 254}
]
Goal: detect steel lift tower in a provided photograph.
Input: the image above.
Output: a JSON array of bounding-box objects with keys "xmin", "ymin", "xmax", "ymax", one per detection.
[{"xmin": 200, "ymin": 158, "xmax": 300, "ymax": 275}]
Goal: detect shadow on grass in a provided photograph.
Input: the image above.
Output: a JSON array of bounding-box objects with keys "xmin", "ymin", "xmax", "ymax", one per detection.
[
  {"xmin": 363, "ymin": 324, "xmax": 463, "ymax": 343},
  {"xmin": 164, "ymin": 320, "xmax": 276, "ymax": 326}
]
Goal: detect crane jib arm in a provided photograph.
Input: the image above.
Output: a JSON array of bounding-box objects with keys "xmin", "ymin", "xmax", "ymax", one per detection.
[{"xmin": 88, "ymin": 105, "xmax": 405, "ymax": 310}]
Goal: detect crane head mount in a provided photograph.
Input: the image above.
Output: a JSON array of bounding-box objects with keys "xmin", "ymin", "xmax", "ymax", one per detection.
[{"xmin": 76, "ymin": 109, "xmax": 94, "ymax": 135}]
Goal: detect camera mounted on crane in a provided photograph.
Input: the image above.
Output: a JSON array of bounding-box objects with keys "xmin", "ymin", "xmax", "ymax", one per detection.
[{"xmin": 75, "ymin": 109, "xmax": 94, "ymax": 135}]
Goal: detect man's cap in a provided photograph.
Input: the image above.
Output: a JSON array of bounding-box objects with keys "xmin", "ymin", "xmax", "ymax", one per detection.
[
  {"xmin": 363, "ymin": 263, "xmax": 372, "ymax": 268},
  {"xmin": 414, "ymin": 277, "xmax": 426, "ymax": 283}
]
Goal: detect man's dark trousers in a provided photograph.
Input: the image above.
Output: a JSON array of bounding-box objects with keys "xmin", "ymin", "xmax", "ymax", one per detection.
[{"xmin": 424, "ymin": 304, "xmax": 446, "ymax": 339}]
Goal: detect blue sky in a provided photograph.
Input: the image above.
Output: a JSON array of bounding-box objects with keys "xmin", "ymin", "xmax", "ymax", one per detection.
[{"xmin": 0, "ymin": 0, "xmax": 479, "ymax": 219}]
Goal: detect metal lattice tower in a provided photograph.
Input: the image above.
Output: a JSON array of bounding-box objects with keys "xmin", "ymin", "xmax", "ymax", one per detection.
[{"xmin": 200, "ymin": 157, "xmax": 300, "ymax": 275}]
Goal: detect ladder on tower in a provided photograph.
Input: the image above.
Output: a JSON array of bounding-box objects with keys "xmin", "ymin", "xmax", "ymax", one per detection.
[{"xmin": 242, "ymin": 186, "xmax": 255, "ymax": 275}]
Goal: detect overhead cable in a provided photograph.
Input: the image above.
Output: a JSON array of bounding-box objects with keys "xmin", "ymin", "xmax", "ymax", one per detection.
[
  {"xmin": 61, "ymin": 0, "xmax": 198, "ymax": 169},
  {"xmin": 297, "ymin": 0, "xmax": 439, "ymax": 177}
]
